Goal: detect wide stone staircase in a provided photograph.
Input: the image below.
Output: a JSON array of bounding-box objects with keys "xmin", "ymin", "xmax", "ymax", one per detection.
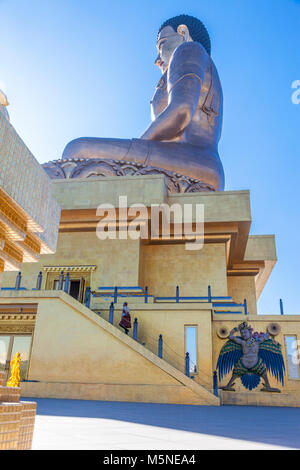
[
  {"xmin": 18, "ymin": 290, "xmax": 220, "ymax": 406},
  {"xmin": 78, "ymin": 294, "xmax": 220, "ymax": 406}
]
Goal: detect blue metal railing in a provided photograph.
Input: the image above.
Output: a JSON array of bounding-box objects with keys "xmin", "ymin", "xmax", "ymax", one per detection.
[
  {"xmin": 133, "ymin": 318, "xmax": 138, "ymax": 340},
  {"xmin": 109, "ymin": 302, "xmax": 114, "ymax": 324},
  {"xmin": 64, "ymin": 272, "xmax": 70, "ymax": 294},
  {"xmin": 213, "ymin": 370, "xmax": 218, "ymax": 397},
  {"xmin": 94, "ymin": 286, "xmax": 152, "ymax": 303},
  {"xmin": 0, "ymin": 272, "xmax": 288, "ymax": 316},
  {"xmin": 158, "ymin": 334, "xmax": 163, "ymax": 358},
  {"xmin": 36, "ymin": 271, "xmax": 42, "ymax": 290},
  {"xmin": 185, "ymin": 352, "xmax": 190, "ymax": 377},
  {"xmin": 156, "ymin": 296, "xmax": 233, "ymax": 301},
  {"xmin": 84, "ymin": 287, "xmax": 91, "ymax": 308},
  {"xmin": 156, "ymin": 285, "xmax": 233, "ymax": 304},
  {"xmin": 208, "ymin": 285, "xmax": 212, "ymax": 303},
  {"xmin": 280, "ymin": 298, "xmax": 284, "ymax": 315},
  {"xmin": 213, "ymin": 311, "xmax": 243, "ymax": 315},
  {"xmin": 0, "ymin": 287, "xmax": 27, "ymax": 291},
  {"xmin": 15, "ymin": 272, "xmax": 22, "ymax": 290}
]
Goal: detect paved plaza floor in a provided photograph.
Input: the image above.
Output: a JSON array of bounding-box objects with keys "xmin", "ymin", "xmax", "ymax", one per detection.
[{"xmin": 24, "ymin": 398, "xmax": 300, "ymax": 450}]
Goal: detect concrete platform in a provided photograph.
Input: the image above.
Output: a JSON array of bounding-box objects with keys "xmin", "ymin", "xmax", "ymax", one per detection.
[{"xmin": 22, "ymin": 398, "xmax": 300, "ymax": 450}]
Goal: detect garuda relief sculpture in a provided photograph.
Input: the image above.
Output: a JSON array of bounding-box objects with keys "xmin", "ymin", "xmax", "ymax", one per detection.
[
  {"xmin": 217, "ymin": 322, "xmax": 285, "ymax": 392},
  {"xmin": 43, "ymin": 14, "xmax": 225, "ymax": 193}
]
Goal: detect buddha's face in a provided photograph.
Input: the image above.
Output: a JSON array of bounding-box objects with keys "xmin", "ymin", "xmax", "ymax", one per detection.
[{"xmin": 155, "ymin": 25, "xmax": 192, "ymax": 74}]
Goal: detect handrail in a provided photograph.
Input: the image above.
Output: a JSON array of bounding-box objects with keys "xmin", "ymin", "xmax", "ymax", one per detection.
[
  {"xmin": 213, "ymin": 310, "xmax": 243, "ymax": 314},
  {"xmin": 0, "ymin": 272, "xmax": 286, "ymax": 316},
  {"xmin": 156, "ymin": 296, "xmax": 233, "ymax": 301},
  {"xmin": 0, "ymin": 287, "xmax": 27, "ymax": 290},
  {"xmin": 97, "ymin": 286, "xmax": 145, "ymax": 292}
]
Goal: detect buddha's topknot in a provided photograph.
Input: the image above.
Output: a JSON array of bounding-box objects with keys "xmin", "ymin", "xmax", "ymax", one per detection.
[{"xmin": 158, "ymin": 14, "xmax": 211, "ymax": 56}]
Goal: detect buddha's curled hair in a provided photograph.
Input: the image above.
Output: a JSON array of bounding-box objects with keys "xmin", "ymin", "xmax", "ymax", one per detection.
[{"xmin": 158, "ymin": 14, "xmax": 211, "ymax": 56}]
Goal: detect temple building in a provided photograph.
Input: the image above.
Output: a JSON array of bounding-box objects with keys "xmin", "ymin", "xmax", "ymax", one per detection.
[
  {"xmin": 1, "ymin": 15, "xmax": 300, "ymax": 408},
  {"xmin": 1, "ymin": 173, "xmax": 300, "ymax": 407},
  {"xmin": 0, "ymin": 91, "xmax": 60, "ymax": 449},
  {"xmin": 0, "ymin": 93, "xmax": 60, "ymax": 277}
]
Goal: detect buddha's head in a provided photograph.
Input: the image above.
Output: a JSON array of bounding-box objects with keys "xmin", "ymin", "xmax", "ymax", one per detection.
[{"xmin": 156, "ymin": 14, "xmax": 211, "ymax": 74}]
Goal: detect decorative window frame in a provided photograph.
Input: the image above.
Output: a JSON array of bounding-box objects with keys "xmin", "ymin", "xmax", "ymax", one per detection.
[
  {"xmin": 43, "ymin": 265, "xmax": 97, "ymax": 294},
  {"xmin": 43, "ymin": 265, "xmax": 97, "ymax": 273},
  {"xmin": 184, "ymin": 324, "xmax": 199, "ymax": 376},
  {"xmin": 284, "ymin": 334, "xmax": 300, "ymax": 381}
]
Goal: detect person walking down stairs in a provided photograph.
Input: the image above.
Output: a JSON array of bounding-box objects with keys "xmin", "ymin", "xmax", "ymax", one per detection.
[{"xmin": 119, "ymin": 302, "xmax": 132, "ymax": 334}]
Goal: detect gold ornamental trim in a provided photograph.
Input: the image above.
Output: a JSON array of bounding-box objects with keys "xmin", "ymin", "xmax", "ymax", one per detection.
[
  {"xmin": 21, "ymin": 232, "xmax": 41, "ymax": 255},
  {"xmin": 0, "ymin": 325, "xmax": 34, "ymax": 334},
  {"xmin": 0, "ymin": 193, "xmax": 27, "ymax": 234},
  {"xmin": 43, "ymin": 265, "xmax": 97, "ymax": 273},
  {"xmin": 0, "ymin": 314, "xmax": 36, "ymax": 321},
  {"xmin": 2, "ymin": 239, "xmax": 23, "ymax": 263}
]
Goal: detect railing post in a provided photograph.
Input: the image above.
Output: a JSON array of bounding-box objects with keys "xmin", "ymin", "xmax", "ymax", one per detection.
[
  {"xmin": 133, "ymin": 318, "xmax": 138, "ymax": 340},
  {"xmin": 213, "ymin": 370, "xmax": 219, "ymax": 397},
  {"xmin": 244, "ymin": 298, "xmax": 248, "ymax": 315},
  {"xmin": 15, "ymin": 272, "xmax": 22, "ymax": 290},
  {"xmin": 185, "ymin": 352, "xmax": 190, "ymax": 377},
  {"xmin": 64, "ymin": 272, "xmax": 70, "ymax": 294},
  {"xmin": 84, "ymin": 287, "xmax": 91, "ymax": 308},
  {"xmin": 158, "ymin": 335, "xmax": 163, "ymax": 359},
  {"xmin": 58, "ymin": 270, "xmax": 64, "ymax": 290},
  {"xmin": 176, "ymin": 286, "xmax": 179, "ymax": 303},
  {"xmin": 109, "ymin": 302, "xmax": 114, "ymax": 324},
  {"xmin": 36, "ymin": 271, "xmax": 42, "ymax": 290},
  {"xmin": 144, "ymin": 286, "xmax": 148, "ymax": 304},
  {"xmin": 114, "ymin": 286, "xmax": 118, "ymax": 303},
  {"xmin": 208, "ymin": 285, "xmax": 212, "ymax": 303},
  {"xmin": 279, "ymin": 298, "xmax": 284, "ymax": 315}
]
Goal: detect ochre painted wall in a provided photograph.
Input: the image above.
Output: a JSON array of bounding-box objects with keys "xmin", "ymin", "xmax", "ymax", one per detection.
[
  {"xmin": 29, "ymin": 297, "xmax": 179, "ymax": 385},
  {"xmin": 227, "ymin": 276, "xmax": 257, "ymax": 314},
  {"xmin": 140, "ymin": 243, "xmax": 228, "ymax": 298},
  {"xmin": 94, "ymin": 303, "xmax": 213, "ymax": 389},
  {"xmin": 3, "ymin": 236, "xmax": 228, "ymax": 301},
  {"xmin": 2, "ymin": 232, "xmax": 141, "ymax": 291}
]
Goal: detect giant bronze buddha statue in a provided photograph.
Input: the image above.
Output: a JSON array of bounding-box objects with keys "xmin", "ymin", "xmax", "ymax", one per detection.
[{"xmin": 44, "ymin": 15, "xmax": 225, "ymax": 192}]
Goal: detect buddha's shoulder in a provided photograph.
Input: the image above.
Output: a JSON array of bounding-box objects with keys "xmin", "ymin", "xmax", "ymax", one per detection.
[
  {"xmin": 169, "ymin": 42, "xmax": 210, "ymax": 82},
  {"xmin": 171, "ymin": 41, "xmax": 209, "ymax": 63}
]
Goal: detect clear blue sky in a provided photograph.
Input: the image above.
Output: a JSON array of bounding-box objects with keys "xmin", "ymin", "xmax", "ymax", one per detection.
[{"xmin": 1, "ymin": 0, "xmax": 299, "ymax": 314}]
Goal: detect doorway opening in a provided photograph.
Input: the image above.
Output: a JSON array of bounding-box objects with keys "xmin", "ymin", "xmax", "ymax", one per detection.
[{"xmin": 53, "ymin": 278, "xmax": 85, "ymax": 302}]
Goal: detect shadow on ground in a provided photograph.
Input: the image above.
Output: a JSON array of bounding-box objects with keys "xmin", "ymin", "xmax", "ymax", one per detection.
[{"xmin": 23, "ymin": 398, "xmax": 300, "ymax": 449}]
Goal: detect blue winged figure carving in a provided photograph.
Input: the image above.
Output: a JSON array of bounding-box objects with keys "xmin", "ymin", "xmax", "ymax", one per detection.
[{"xmin": 217, "ymin": 322, "xmax": 285, "ymax": 392}]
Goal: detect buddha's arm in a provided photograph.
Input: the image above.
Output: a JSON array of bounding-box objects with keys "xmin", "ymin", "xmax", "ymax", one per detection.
[
  {"xmin": 141, "ymin": 78, "xmax": 201, "ymax": 140},
  {"xmin": 141, "ymin": 42, "xmax": 208, "ymax": 141}
]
